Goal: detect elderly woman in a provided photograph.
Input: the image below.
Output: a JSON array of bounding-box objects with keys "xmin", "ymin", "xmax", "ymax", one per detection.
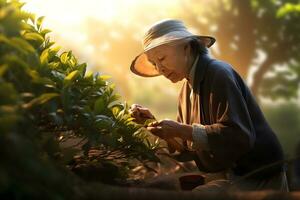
[{"xmin": 129, "ymin": 19, "xmax": 288, "ymax": 191}]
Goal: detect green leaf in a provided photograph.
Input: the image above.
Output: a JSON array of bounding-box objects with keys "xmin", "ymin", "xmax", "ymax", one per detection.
[
  {"xmin": 63, "ymin": 70, "xmax": 80, "ymax": 87},
  {"xmin": 107, "ymin": 94, "xmax": 121, "ymax": 108},
  {"xmin": 61, "ymin": 51, "xmax": 77, "ymax": 67},
  {"xmin": 27, "ymin": 69, "xmax": 55, "ymax": 86},
  {"xmin": 94, "ymin": 98, "xmax": 106, "ymax": 114},
  {"xmin": 96, "ymin": 77, "xmax": 106, "ymax": 86},
  {"xmin": 28, "ymin": 12, "xmax": 36, "ymax": 24},
  {"xmin": 10, "ymin": 37, "xmax": 36, "ymax": 53},
  {"xmin": 20, "ymin": 22, "xmax": 35, "ymax": 32},
  {"xmin": 84, "ymin": 71, "xmax": 94, "ymax": 83},
  {"xmin": 23, "ymin": 32, "xmax": 44, "ymax": 44},
  {"xmin": 41, "ymin": 29, "xmax": 52, "ymax": 36},
  {"xmin": 77, "ymin": 63, "xmax": 87, "ymax": 77},
  {"xmin": 109, "ymin": 94, "xmax": 121, "ymax": 103},
  {"xmin": 109, "ymin": 83, "xmax": 116, "ymax": 91},
  {"xmin": 45, "ymin": 41, "xmax": 55, "ymax": 49},
  {"xmin": 0, "ymin": 35, "xmax": 35, "ymax": 55},
  {"xmin": 60, "ymin": 52, "xmax": 69, "ymax": 64},
  {"xmin": 40, "ymin": 48, "xmax": 49, "ymax": 64},
  {"xmin": 51, "ymin": 45, "xmax": 61, "ymax": 54},
  {"xmin": 111, "ymin": 106, "xmax": 121, "ymax": 117},
  {"xmin": 94, "ymin": 115, "xmax": 114, "ymax": 128},
  {"xmin": 37, "ymin": 16, "xmax": 45, "ymax": 29},
  {"xmin": 51, "ymin": 71, "xmax": 65, "ymax": 81},
  {"xmin": 23, "ymin": 93, "xmax": 59, "ymax": 109},
  {"xmin": 277, "ymin": 3, "xmax": 300, "ymax": 18},
  {"xmin": 100, "ymin": 75, "xmax": 111, "ymax": 80}
]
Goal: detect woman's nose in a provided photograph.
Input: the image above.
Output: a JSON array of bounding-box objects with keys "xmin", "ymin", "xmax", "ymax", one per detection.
[{"xmin": 156, "ymin": 63, "xmax": 167, "ymax": 74}]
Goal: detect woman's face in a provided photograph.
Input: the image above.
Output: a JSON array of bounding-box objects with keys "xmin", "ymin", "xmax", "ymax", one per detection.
[{"xmin": 145, "ymin": 41, "xmax": 191, "ymax": 83}]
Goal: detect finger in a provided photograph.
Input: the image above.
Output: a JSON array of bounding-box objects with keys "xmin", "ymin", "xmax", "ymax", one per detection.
[
  {"xmin": 129, "ymin": 108, "xmax": 143, "ymax": 119},
  {"xmin": 158, "ymin": 119, "xmax": 165, "ymax": 125},
  {"xmin": 129, "ymin": 106, "xmax": 139, "ymax": 113},
  {"xmin": 128, "ymin": 108, "xmax": 136, "ymax": 115},
  {"xmin": 130, "ymin": 104, "xmax": 142, "ymax": 110},
  {"xmin": 146, "ymin": 126, "xmax": 162, "ymax": 132},
  {"xmin": 148, "ymin": 121, "xmax": 160, "ymax": 127},
  {"xmin": 130, "ymin": 107, "xmax": 153, "ymax": 122},
  {"xmin": 137, "ymin": 107, "xmax": 154, "ymax": 118},
  {"xmin": 130, "ymin": 110, "xmax": 139, "ymax": 118},
  {"xmin": 167, "ymin": 143, "xmax": 176, "ymax": 154},
  {"xmin": 129, "ymin": 111, "xmax": 144, "ymax": 124},
  {"xmin": 166, "ymin": 138, "xmax": 184, "ymax": 152},
  {"xmin": 146, "ymin": 126, "xmax": 163, "ymax": 137}
]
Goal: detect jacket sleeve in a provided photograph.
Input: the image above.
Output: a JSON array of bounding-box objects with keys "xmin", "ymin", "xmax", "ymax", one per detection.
[{"xmin": 199, "ymin": 64, "xmax": 256, "ymax": 171}]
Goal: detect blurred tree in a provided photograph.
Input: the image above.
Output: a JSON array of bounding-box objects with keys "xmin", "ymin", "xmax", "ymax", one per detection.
[
  {"xmin": 180, "ymin": 0, "xmax": 255, "ymax": 80},
  {"xmin": 179, "ymin": 0, "xmax": 300, "ymax": 98},
  {"xmin": 260, "ymin": 2, "xmax": 300, "ymax": 100}
]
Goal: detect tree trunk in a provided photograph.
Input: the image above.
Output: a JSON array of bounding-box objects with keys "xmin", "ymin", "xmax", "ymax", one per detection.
[{"xmin": 250, "ymin": 56, "xmax": 275, "ymax": 97}]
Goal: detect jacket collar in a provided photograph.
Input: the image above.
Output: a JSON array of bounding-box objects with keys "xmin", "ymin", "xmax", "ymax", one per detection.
[
  {"xmin": 187, "ymin": 54, "xmax": 199, "ymax": 87},
  {"xmin": 193, "ymin": 53, "xmax": 213, "ymax": 91}
]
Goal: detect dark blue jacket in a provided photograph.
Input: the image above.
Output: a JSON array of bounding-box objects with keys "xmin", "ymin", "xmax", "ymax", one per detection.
[{"xmin": 177, "ymin": 54, "xmax": 284, "ymax": 179}]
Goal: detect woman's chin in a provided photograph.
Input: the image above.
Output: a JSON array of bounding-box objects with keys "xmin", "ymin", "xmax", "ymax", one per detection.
[{"xmin": 168, "ymin": 76, "xmax": 181, "ymax": 83}]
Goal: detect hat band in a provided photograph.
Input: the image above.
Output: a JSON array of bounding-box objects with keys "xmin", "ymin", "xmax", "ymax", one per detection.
[
  {"xmin": 143, "ymin": 30, "xmax": 194, "ymax": 51},
  {"xmin": 143, "ymin": 20, "xmax": 188, "ymax": 46}
]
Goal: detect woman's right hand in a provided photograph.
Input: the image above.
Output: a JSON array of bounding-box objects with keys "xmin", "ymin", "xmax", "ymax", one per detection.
[
  {"xmin": 129, "ymin": 104, "xmax": 156, "ymax": 124},
  {"xmin": 129, "ymin": 104, "xmax": 185, "ymax": 154}
]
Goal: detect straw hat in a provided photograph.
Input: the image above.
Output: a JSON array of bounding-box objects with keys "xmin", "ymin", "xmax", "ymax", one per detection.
[{"xmin": 130, "ymin": 19, "xmax": 215, "ymax": 77}]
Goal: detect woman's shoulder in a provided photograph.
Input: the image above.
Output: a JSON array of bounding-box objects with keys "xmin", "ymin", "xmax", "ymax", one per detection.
[{"xmin": 206, "ymin": 59, "xmax": 237, "ymax": 81}]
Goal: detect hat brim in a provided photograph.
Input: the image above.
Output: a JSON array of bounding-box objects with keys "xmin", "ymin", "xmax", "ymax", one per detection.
[{"xmin": 130, "ymin": 35, "xmax": 215, "ymax": 77}]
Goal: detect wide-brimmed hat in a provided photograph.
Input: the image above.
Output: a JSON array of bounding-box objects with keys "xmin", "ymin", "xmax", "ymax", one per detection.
[{"xmin": 130, "ymin": 19, "xmax": 216, "ymax": 77}]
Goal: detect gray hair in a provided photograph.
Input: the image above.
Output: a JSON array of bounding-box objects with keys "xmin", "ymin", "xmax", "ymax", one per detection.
[{"xmin": 187, "ymin": 37, "xmax": 208, "ymax": 57}]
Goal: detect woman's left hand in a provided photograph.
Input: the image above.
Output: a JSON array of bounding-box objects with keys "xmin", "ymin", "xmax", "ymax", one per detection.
[{"xmin": 146, "ymin": 119, "xmax": 181, "ymax": 139}]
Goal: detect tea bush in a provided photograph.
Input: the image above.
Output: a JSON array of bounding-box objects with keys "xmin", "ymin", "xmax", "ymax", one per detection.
[{"xmin": 0, "ymin": 0, "xmax": 159, "ymax": 198}]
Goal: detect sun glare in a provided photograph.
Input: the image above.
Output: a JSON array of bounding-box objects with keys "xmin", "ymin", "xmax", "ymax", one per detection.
[
  {"xmin": 22, "ymin": 0, "xmax": 176, "ymax": 25},
  {"xmin": 22, "ymin": 0, "xmax": 178, "ymax": 47},
  {"xmin": 21, "ymin": 0, "xmax": 179, "ymax": 60}
]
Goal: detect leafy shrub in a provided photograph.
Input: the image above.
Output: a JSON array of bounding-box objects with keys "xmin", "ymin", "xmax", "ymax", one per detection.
[{"xmin": 0, "ymin": 0, "xmax": 159, "ymax": 198}]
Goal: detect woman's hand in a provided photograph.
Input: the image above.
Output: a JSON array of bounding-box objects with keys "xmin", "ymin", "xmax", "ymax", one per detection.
[
  {"xmin": 165, "ymin": 138, "xmax": 185, "ymax": 153},
  {"xmin": 147, "ymin": 119, "xmax": 193, "ymax": 153},
  {"xmin": 147, "ymin": 119, "xmax": 193, "ymax": 141},
  {"xmin": 146, "ymin": 119, "xmax": 181, "ymax": 139},
  {"xmin": 129, "ymin": 104, "xmax": 155, "ymax": 124}
]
